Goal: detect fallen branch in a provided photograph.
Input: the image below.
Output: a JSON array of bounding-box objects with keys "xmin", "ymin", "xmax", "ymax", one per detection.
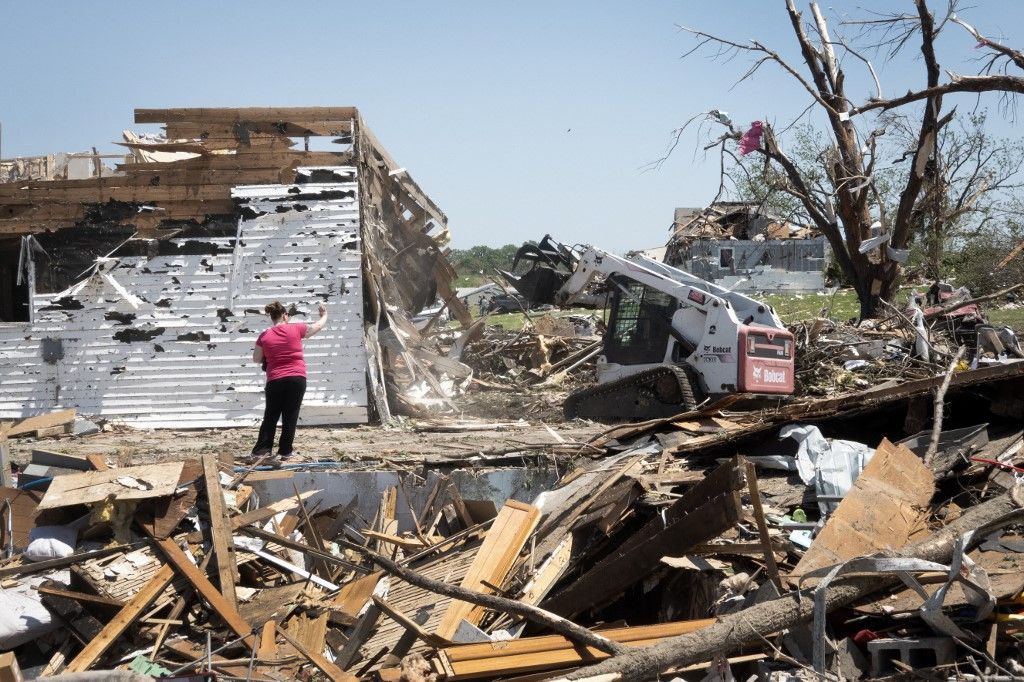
[
  {"xmin": 925, "ymin": 345, "xmax": 966, "ymax": 467},
  {"xmin": 242, "ymin": 526, "xmax": 626, "ymax": 656},
  {"xmin": 558, "ymin": 484, "xmax": 1024, "ymax": 680},
  {"xmin": 923, "ymin": 283, "xmax": 1024, "ymax": 321}
]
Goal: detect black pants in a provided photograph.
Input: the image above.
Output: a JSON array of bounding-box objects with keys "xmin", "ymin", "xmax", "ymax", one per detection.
[{"xmin": 253, "ymin": 376, "xmax": 306, "ymax": 455}]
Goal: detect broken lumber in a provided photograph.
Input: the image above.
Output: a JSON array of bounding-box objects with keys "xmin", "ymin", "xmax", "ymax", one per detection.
[
  {"xmin": 3, "ymin": 409, "xmax": 76, "ymax": 438},
  {"xmin": 434, "ymin": 617, "xmax": 715, "ymax": 680},
  {"xmin": 37, "ymin": 462, "xmax": 184, "ymax": 509},
  {"xmin": 278, "ymin": 626, "xmax": 358, "ymax": 681},
  {"xmin": 255, "ymin": 527, "xmax": 627, "ymax": 656},
  {"xmin": 793, "ymin": 438, "xmax": 933, "ymax": 579},
  {"xmin": 436, "ymin": 500, "xmax": 541, "ymax": 639},
  {"xmin": 64, "ymin": 564, "xmax": 175, "ymax": 672},
  {"xmin": 558, "ymin": 484, "xmax": 1024, "ymax": 681},
  {"xmin": 201, "ymin": 453, "xmax": 239, "ymax": 610},
  {"xmin": 183, "ymin": 488, "xmax": 321, "ymax": 543},
  {"xmin": 542, "ymin": 457, "xmax": 745, "ymax": 617},
  {"xmin": 149, "ymin": 534, "xmax": 257, "ymax": 650}
]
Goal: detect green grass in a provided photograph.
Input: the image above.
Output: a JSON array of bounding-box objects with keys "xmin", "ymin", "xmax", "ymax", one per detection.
[
  {"xmin": 988, "ymin": 306, "xmax": 1024, "ymax": 331},
  {"xmin": 482, "ymin": 307, "xmax": 602, "ymax": 331},
  {"xmin": 764, "ymin": 290, "xmax": 861, "ymax": 323},
  {"xmin": 477, "ymin": 289, "xmax": 1024, "ymax": 332},
  {"xmin": 765, "ymin": 288, "xmax": 1023, "ymax": 330}
]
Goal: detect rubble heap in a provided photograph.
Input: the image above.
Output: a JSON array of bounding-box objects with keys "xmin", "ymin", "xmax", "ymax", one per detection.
[{"xmin": 0, "ymin": 353, "xmax": 1021, "ymax": 680}]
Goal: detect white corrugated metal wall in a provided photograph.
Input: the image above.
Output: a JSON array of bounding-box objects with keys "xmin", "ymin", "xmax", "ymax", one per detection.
[{"xmin": 0, "ymin": 167, "xmax": 370, "ymax": 427}]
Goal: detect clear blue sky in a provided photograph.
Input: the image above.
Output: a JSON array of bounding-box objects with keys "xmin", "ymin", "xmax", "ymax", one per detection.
[{"xmin": 2, "ymin": 1, "xmax": 1021, "ymax": 251}]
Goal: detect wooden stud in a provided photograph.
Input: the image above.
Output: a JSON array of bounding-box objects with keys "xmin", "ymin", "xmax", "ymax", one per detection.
[
  {"xmin": 436, "ymin": 500, "xmax": 541, "ymax": 639},
  {"xmin": 85, "ymin": 454, "xmax": 109, "ymax": 471},
  {"xmin": 291, "ymin": 482, "xmax": 332, "ymax": 580},
  {"xmin": 258, "ymin": 621, "xmax": 278, "ymax": 660},
  {"xmin": 148, "ymin": 534, "xmax": 256, "ymax": 650},
  {"xmin": 278, "ymin": 623, "xmax": 358, "ymax": 682},
  {"xmin": 744, "ymin": 461, "xmax": 784, "ymax": 592},
  {"xmin": 64, "ymin": 563, "xmax": 175, "ymax": 673},
  {"xmin": 202, "ymin": 453, "xmax": 239, "ymax": 610},
  {"xmin": 36, "ymin": 585, "xmax": 123, "ymax": 609}
]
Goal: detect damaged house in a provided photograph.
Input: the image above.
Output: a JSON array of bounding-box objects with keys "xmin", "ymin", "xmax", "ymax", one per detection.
[
  {"xmin": 0, "ymin": 107, "xmax": 469, "ymax": 428},
  {"xmin": 665, "ymin": 201, "xmax": 827, "ymax": 292}
]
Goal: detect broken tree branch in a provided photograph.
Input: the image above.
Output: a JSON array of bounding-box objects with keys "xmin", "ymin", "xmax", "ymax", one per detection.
[
  {"xmin": 559, "ymin": 484, "xmax": 1024, "ymax": 680},
  {"xmin": 242, "ymin": 526, "xmax": 626, "ymax": 656},
  {"xmin": 925, "ymin": 345, "xmax": 966, "ymax": 467},
  {"xmin": 850, "ymin": 74, "xmax": 1024, "ymax": 115}
]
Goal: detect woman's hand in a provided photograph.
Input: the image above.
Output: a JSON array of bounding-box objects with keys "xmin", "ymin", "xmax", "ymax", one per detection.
[{"xmin": 307, "ymin": 302, "xmax": 328, "ymax": 337}]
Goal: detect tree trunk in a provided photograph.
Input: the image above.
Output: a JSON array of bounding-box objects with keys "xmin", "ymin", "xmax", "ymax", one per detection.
[
  {"xmin": 561, "ymin": 485, "xmax": 1024, "ymax": 681},
  {"xmin": 854, "ymin": 262, "xmax": 901, "ymax": 320}
]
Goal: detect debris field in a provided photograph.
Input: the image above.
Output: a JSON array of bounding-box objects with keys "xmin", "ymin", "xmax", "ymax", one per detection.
[{"xmin": 0, "ymin": 106, "xmax": 1023, "ymax": 682}]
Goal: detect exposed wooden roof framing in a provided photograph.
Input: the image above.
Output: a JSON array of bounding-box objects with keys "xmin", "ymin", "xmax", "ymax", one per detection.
[{"xmin": 0, "ymin": 107, "xmax": 447, "ymax": 241}]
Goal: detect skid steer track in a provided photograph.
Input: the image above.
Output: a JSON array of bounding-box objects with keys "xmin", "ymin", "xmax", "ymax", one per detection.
[{"xmin": 563, "ymin": 364, "xmax": 704, "ymax": 422}]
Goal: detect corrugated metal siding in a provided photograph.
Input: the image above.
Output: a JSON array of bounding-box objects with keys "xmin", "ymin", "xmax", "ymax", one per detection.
[{"xmin": 0, "ymin": 167, "xmax": 369, "ymax": 427}]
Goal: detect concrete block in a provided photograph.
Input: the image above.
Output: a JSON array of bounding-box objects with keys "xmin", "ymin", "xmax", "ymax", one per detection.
[{"xmin": 867, "ymin": 637, "xmax": 955, "ymax": 676}]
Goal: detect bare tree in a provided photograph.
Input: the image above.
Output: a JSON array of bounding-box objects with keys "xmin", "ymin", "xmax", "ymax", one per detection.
[
  {"xmin": 675, "ymin": 0, "xmax": 1024, "ymax": 318},
  {"xmin": 887, "ymin": 110, "xmax": 1024, "ymax": 281}
]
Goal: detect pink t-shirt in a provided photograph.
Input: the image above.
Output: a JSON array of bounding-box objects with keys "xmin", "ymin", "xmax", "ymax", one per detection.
[{"xmin": 256, "ymin": 323, "xmax": 309, "ymax": 381}]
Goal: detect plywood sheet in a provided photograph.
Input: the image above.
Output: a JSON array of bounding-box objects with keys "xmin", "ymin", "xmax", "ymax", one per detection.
[
  {"xmin": 38, "ymin": 462, "xmax": 184, "ymax": 509},
  {"xmin": 793, "ymin": 439, "xmax": 933, "ymax": 581}
]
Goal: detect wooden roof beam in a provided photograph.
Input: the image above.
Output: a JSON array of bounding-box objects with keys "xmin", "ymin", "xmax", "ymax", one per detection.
[{"xmin": 135, "ymin": 107, "xmax": 360, "ymax": 124}]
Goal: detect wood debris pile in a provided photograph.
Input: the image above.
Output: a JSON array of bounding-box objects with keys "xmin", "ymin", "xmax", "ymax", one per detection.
[
  {"xmin": 0, "ymin": 360, "xmax": 1021, "ymax": 680},
  {"xmin": 461, "ymin": 320, "xmax": 601, "ymax": 390},
  {"xmin": 789, "ymin": 290, "xmax": 1023, "ymax": 397}
]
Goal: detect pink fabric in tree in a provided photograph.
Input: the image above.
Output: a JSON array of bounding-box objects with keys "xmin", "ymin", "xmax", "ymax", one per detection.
[{"xmin": 739, "ymin": 121, "xmax": 764, "ymax": 155}]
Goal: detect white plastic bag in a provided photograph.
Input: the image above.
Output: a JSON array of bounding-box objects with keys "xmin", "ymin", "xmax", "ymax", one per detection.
[
  {"xmin": 24, "ymin": 525, "xmax": 78, "ymax": 562},
  {"xmin": 0, "ymin": 574, "xmax": 63, "ymax": 648},
  {"xmin": 779, "ymin": 424, "xmax": 874, "ymax": 517}
]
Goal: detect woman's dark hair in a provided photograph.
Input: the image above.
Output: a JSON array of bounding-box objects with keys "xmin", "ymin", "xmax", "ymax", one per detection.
[{"xmin": 265, "ymin": 301, "xmax": 287, "ymax": 322}]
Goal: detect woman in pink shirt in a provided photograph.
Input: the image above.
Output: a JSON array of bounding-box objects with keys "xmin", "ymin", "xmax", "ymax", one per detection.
[{"xmin": 251, "ymin": 301, "xmax": 328, "ymax": 461}]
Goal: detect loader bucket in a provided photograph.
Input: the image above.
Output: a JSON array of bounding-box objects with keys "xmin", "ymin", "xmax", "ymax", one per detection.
[
  {"xmin": 499, "ymin": 265, "xmax": 569, "ymax": 305},
  {"xmin": 498, "ymin": 235, "xmax": 577, "ymax": 305}
]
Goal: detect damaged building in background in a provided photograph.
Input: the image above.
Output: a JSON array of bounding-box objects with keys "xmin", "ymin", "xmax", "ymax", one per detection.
[
  {"xmin": 665, "ymin": 201, "xmax": 827, "ymax": 293},
  {"xmin": 0, "ymin": 107, "xmax": 470, "ymax": 428}
]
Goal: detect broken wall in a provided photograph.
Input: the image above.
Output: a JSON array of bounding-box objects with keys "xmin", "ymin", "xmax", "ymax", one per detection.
[
  {"xmin": 670, "ymin": 238, "xmax": 827, "ymax": 293},
  {"xmin": 0, "ymin": 167, "xmax": 369, "ymax": 427}
]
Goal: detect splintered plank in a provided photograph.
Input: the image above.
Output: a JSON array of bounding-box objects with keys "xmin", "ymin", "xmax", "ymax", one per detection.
[
  {"xmin": 64, "ymin": 563, "xmax": 176, "ymax": 672},
  {"xmin": 541, "ymin": 458, "xmax": 746, "ymax": 618},
  {"xmin": 184, "ymin": 488, "xmax": 321, "ymax": 543},
  {"xmin": 792, "ymin": 438, "xmax": 933, "ymax": 583},
  {"xmin": 150, "ymin": 535, "xmax": 256, "ymax": 650},
  {"xmin": 4, "ymin": 409, "xmax": 76, "ymax": 438},
  {"xmin": 330, "ymin": 571, "xmax": 383, "ymax": 623},
  {"xmin": 202, "ymin": 453, "xmax": 239, "ymax": 610},
  {"xmin": 278, "ymin": 625, "xmax": 358, "ymax": 682},
  {"xmin": 435, "ymin": 617, "xmax": 715, "ymax": 680},
  {"xmin": 435, "ymin": 500, "xmax": 541, "ymax": 639},
  {"xmin": 37, "ymin": 462, "xmax": 184, "ymax": 510}
]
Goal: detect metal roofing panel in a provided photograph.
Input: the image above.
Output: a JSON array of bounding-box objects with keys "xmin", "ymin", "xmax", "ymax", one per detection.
[{"xmin": 0, "ymin": 168, "xmax": 370, "ymax": 427}]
